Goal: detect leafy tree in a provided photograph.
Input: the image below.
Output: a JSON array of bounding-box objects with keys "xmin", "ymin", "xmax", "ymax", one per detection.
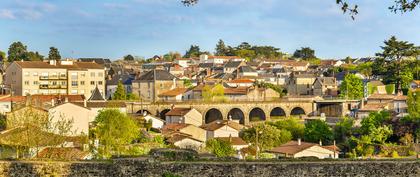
[
  {"xmin": 123, "ymin": 54, "xmax": 135, "ymax": 61},
  {"xmin": 369, "ymin": 125, "xmax": 393, "ymax": 144},
  {"xmin": 202, "ymin": 84, "xmax": 225, "ymax": 102},
  {"xmin": 27, "ymin": 51, "xmax": 44, "ymax": 61},
  {"xmin": 360, "ymin": 111, "xmax": 391, "ymax": 135},
  {"xmin": 94, "ymin": 109, "xmax": 139, "ymax": 158},
  {"xmin": 356, "ymin": 62, "xmax": 373, "ymax": 79},
  {"xmin": 240, "ymin": 123, "xmax": 292, "ymax": 151},
  {"xmin": 375, "ymin": 36, "xmax": 419, "ymax": 91},
  {"xmin": 293, "ymin": 47, "xmax": 316, "ymax": 60},
  {"xmin": 205, "ymin": 138, "xmax": 235, "ymax": 157},
  {"xmin": 163, "ymin": 52, "xmax": 181, "ymax": 61},
  {"xmin": 235, "ymin": 49, "xmax": 255, "ymax": 61},
  {"xmin": 400, "ymin": 69, "xmax": 414, "ymax": 90},
  {"xmin": 407, "ymin": 90, "xmax": 420, "ymax": 118},
  {"xmin": 339, "ymin": 73, "xmax": 363, "ymax": 99},
  {"xmin": 304, "ymin": 120, "xmax": 334, "ymax": 144},
  {"xmin": 127, "ymin": 93, "xmax": 139, "ymax": 100},
  {"xmin": 48, "ymin": 47, "xmax": 61, "ymax": 61},
  {"xmin": 8, "ymin": 41, "xmax": 29, "ymax": 62},
  {"xmin": 215, "ymin": 39, "xmax": 228, "ymax": 56},
  {"xmin": 113, "ymin": 81, "xmax": 127, "ymax": 100},
  {"xmin": 184, "ymin": 45, "xmax": 202, "ymax": 58},
  {"xmin": 333, "ymin": 117, "xmax": 354, "ymax": 143},
  {"xmin": 268, "ymin": 118, "xmax": 304, "ymax": 139},
  {"xmin": 0, "ymin": 50, "xmax": 6, "ymax": 62},
  {"xmin": 183, "ymin": 79, "xmax": 193, "ymax": 88}
]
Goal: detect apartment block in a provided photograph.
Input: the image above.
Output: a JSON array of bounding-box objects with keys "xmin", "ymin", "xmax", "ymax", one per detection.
[{"xmin": 5, "ymin": 60, "xmax": 106, "ymax": 99}]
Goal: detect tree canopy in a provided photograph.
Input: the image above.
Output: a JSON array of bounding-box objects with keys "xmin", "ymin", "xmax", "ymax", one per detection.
[
  {"xmin": 123, "ymin": 54, "xmax": 135, "ymax": 61},
  {"xmin": 303, "ymin": 120, "xmax": 334, "ymax": 144},
  {"xmin": 113, "ymin": 81, "xmax": 127, "ymax": 100},
  {"xmin": 48, "ymin": 47, "xmax": 61, "ymax": 61},
  {"xmin": 8, "ymin": 41, "xmax": 29, "ymax": 62},
  {"xmin": 293, "ymin": 47, "xmax": 316, "ymax": 60},
  {"xmin": 240, "ymin": 123, "xmax": 292, "ymax": 151},
  {"xmin": 205, "ymin": 138, "xmax": 235, "ymax": 157},
  {"xmin": 339, "ymin": 73, "xmax": 364, "ymax": 99}
]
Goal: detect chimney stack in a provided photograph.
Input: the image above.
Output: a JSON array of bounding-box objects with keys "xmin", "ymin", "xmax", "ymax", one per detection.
[
  {"xmin": 298, "ymin": 138, "xmax": 301, "ymax": 145},
  {"xmin": 51, "ymin": 98, "xmax": 55, "ymax": 107}
]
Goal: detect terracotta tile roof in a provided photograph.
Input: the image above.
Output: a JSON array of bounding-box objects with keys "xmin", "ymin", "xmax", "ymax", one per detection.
[
  {"xmin": 228, "ymin": 79, "xmax": 254, "ymax": 83},
  {"xmin": 359, "ymin": 103, "xmax": 388, "ymax": 112},
  {"xmin": 208, "ymin": 56, "xmax": 241, "ymax": 59},
  {"xmin": 224, "ymin": 87, "xmax": 248, "ymax": 95},
  {"xmin": 394, "ymin": 95, "xmax": 407, "ymax": 101},
  {"xmin": 158, "ymin": 88, "xmax": 189, "ymax": 97},
  {"xmin": 165, "ymin": 108, "xmax": 192, "ymax": 116},
  {"xmin": 167, "ymin": 133, "xmax": 203, "ymax": 143},
  {"xmin": 268, "ymin": 141, "xmax": 337, "ymax": 155},
  {"xmin": 368, "ymin": 94, "xmax": 396, "ymax": 100},
  {"xmin": 215, "ymin": 137, "xmax": 248, "ymax": 146},
  {"xmin": 279, "ymin": 60, "xmax": 309, "ymax": 67},
  {"xmin": 72, "ymin": 101, "xmax": 126, "ymax": 108},
  {"xmin": 200, "ymin": 120, "xmax": 244, "ymax": 131},
  {"xmin": 14, "ymin": 61, "xmax": 104, "ymax": 69},
  {"xmin": 162, "ymin": 123, "xmax": 190, "ymax": 135},
  {"xmin": 37, "ymin": 147, "xmax": 90, "ymax": 160},
  {"xmin": 0, "ymin": 96, "xmax": 26, "ymax": 102}
]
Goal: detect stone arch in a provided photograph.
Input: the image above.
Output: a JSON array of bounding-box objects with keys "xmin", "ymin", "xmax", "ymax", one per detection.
[
  {"xmin": 227, "ymin": 108, "xmax": 245, "ymax": 124},
  {"xmin": 205, "ymin": 108, "xmax": 223, "ymax": 124},
  {"xmin": 249, "ymin": 107, "xmax": 266, "ymax": 122},
  {"xmin": 159, "ymin": 109, "xmax": 171, "ymax": 120},
  {"xmin": 270, "ymin": 107, "xmax": 286, "ymax": 119},
  {"xmin": 136, "ymin": 109, "xmax": 152, "ymax": 116},
  {"xmin": 291, "ymin": 107, "xmax": 306, "ymax": 116}
]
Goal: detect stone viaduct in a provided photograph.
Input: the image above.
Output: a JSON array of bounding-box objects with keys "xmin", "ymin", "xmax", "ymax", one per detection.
[{"xmin": 126, "ymin": 98, "xmax": 318, "ymax": 125}]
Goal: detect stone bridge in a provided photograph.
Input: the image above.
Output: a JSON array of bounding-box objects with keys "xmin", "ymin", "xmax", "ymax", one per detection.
[{"xmin": 126, "ymin": 98, "xmax": 318, "ymax": 125}]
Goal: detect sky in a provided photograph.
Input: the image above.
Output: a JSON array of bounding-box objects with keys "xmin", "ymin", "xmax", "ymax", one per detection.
[{"xmin": 0, "ymin": 0, "xmax": 419, "ymax": 60}]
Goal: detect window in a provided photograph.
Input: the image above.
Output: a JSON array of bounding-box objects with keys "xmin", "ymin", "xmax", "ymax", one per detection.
[
  {"xmin": 33, "ymin": 81, "xmax": 39, "ymax": 85},
  {"xmin": 81, "ymin": 73, "xmax": 86, "ymax": 77},
  {"xmin": 98, "ymin": 72, "xmax": 103, "ymax": 77},
  {"xmin": 71, "ymin": 81, "xmax": 78, "ymax": 86},
  {"xmin": 33, "ymin": 72, "xmax": 38, "ymax": 76},
  {"xmin": 98, "ymin": 81, "xmax": 103, "ymax": 85},
  {"xmin": 71, "ymin": 90, "xmax": 78, "ymax": 94},
  {"xmin": 80, "ymin": 81, "xmax": 85, "ymax": 85},
  {"xmin": 60, "ymin": 73, "xmax": 66, "ymax": 78},
  {"xmin": 90, "ymin": 72, "xmax": 95, "ymax": 77},
  {"xmin": 90, "ymin": 81, "xmax": 95, "ymax": 85},
  {"xmin": 24, "ymin": 72, "xmax": 30, "ymax": 76},
  {"xmin": 61, "ymin": 81, "xmax": 66, "ymax": 85},
  {"xmin": 24, "ymin": 81, "xmax": 29, "ymax": 85},
  {"xmin": 71, "ymin": 72, "xmax": 78, "ymax": 80},
  {"xmin": 51, "ymin": 81, "xmax": 57, "ymax": 85}
]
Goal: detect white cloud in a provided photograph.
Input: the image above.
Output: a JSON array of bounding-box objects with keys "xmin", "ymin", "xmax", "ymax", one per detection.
[{"xmin": 0, "ymin": 9, "xmax": 16, "ymax": 19}]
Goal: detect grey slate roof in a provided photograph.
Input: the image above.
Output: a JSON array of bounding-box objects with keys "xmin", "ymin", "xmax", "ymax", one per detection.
[
  {"xmin": 239, "ymin": 65, "xmax": 256, "ymax": 73},
  {"xmin": 198, "ymin": 63, "xmax": 214, "ymax": 68},
  {"xmin": 106, "ymin": 74, "xmax": 134, "ymax": 86},
  {"xmin": 315, "ymin": 77, "xmax": 336, "ymax": 86},
  {"xmin": 78, "ymin": 58, "xmax": 111, "ymax": 65},
  {"xmin": 224, "ymin": 61, "xmax": 243, "ymax": 68},
  {"xmin": 88, "ymin": 86, "xmax": 105, "ymax": 101},
  {"xmin": 137, "ymin": 70, "xmax": 177, "ymax": 81}
]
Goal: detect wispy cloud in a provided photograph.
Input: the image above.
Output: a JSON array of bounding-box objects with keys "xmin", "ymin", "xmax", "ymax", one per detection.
[
  {"xmin": 0, "ymin": 9, "xmax": 16, "ymax": 19},
  {"xmin": 0, "ymin": 1, "xmax": 57, "ymax": 20}
]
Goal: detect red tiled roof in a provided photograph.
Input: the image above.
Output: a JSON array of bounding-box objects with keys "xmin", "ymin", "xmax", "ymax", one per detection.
[
  {"xmin": 268, "ymin": 141, "xmax": 338, "ymax": 155},
  {"xmin": 200, "ymin": 120, "xmax": 244, "ymax": 131},
  {"xmin": 165, "ymin": 108, "xmax": 192, "ymax": 116},
  {"xmin": 162, "ymin": 123, "xmax": 190, "ymax": 135},
  {"xmin": 37, "ymin": 147, "xmax": 90, "ymax": 160},
  {"xmin": 359, "ymin": 103, "xmax": 388, "ymax": 112},
  {"xmin": 368, "ymin": 94, "xmax": 396, "ymax": 100},
  {"xmin": 224, "ymin": 87, "xmax": 248, "ymax": 95},
  {"xmin": 215, "ymin": 137, "xmax": 248, "ymax": 146},
  {"xmin": 228, "ymin": 79, "xmax": 254, "ymax": 83},
  {"xmin": 158, "ymin": 88, "xmax": 189, "ymax": 97},
  {"xmin": 15, "ymin": 61, "xmax": 104, "ymax": 69},
  {"xmin": 208, "ymin": 56, "xmax": 241, "ymax": 59}
]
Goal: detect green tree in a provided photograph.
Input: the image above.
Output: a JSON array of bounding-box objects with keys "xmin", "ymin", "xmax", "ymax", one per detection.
[
  {"xmin": 127, "ymin": 93, "xmax": 139, "ymax": 100},
  {"xmin": 183, "ymin": 79, "xmax": 193, "ymax": 88},
  {"xmin": 184, "ymin": 45, "xmax": 202, "ymax": 58},
  {"xmin": 304, "ymin": 120, "xmax": 334, "ymax": 144},
  {"xmin": 240, "ymin": 123, "xmax": 292, "ymax": 151},
  {"xmin": 333, "ymin": 117, "xmax": 354, "ymax": 143},
  {"xmin": 340, "ymin": 73, "xmax": 364, "ymax": 99},
  {"xmin": 163, "ymin": 52, "xmax": 181, "ymax": 61},
  {"xmin": 407, "ymin": 90, "xmax": 420, "ymax": 118},
  {"xmin": 293, "ymin": 47, "xmax": 316, "ymax": 60},
  {"xmin": 124, "ymin": 54, "xmax": 135, "ymax": 61},
  {"xmin": 94, "ymin": 109, "xmax": 139, "ymax": 158},
  {"xmin": 113, "ymin": 81, "xmax": 127, "ymax": 100},
  {"xmin": 360, "ymin": 111, "xmax": 391, "ymax": 135},
  {"xmin": 202, "ymin": 84, "xmax": 225, "ymax": 102},
  {"xmin": 8, "ymin": 41, "xmax": 29, "ymax": 62},
  {"xmin": 27, "ymin": 51, "xmax": 44, "ymax": 61},
  {"xmin": 0, "ymin": 50, "xmax": 6, "ymax": 62},
  {"xmin": 370, "ymin": 125, "xmax": 393, "ymax": 144},
  {"xmin": 215, "ymin": 39, "xmax": 228, "ymax": 56},
  {"xmin": 48, "ymin": 47, "xmax": 61, "ymax": 61},
  {"xmin": 356, "ymin": 61, "xmax": 373, "ymax": 79},
  {"xmin": 269, "ymin": 118, "xmax": 304, "ymax": 139},
  {"xmin": 235, "ymin": 49, "xmax": 255, "ymax": 61},
  {"xmin": 205, "ymin": 138, "xmax": 235, "ymax": 157}
]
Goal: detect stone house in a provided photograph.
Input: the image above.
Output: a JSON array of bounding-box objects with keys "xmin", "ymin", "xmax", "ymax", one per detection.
[
  {"xmin": 164, "ymin": 108, "xmax": 203, "ymax": 127},
  {"xmin": 224, "ymin": 61, "xmax": 246, "ymax": 74},
  {"xmin": 167, "ymin": 133, "xmax": 204, "ymax": 150},
  {"xmin": 158, "ymin": 88, "xmax": 192, "ymax": 101},
  {"xmin": 235, "ymin": 65, "xmax": 258, "ymax": 78},
  {"xmin": 287, "ymin": 73, "xmax": 317, "ymax": 95},
  {"xmin": 226, "ymin": 79, "xmax": 255, "ymax": 87},
  {"xmin": 268, "ymin": 139, "xmax": 339, "ymax": 159},
  {"xmin": 162, "ymin": 123, "xmax": 207, "ymax": 142},
  {"xmin": 200, "ymin": 120, "xmax": 244, "ymax": 139},
  {"xmin": 312, "ymin": 77, "xmax": 338, "ymax": 97},
  {"xmin": 132, "ymin": 70, "xmax": 183, "ymax": 102},
  {"xmin": 143, "ymin": 114, "xmax": 165, "ymax": 129}
]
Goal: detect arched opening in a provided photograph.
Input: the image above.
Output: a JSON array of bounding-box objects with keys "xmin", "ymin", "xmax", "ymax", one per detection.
[
  {"xmin": 136, "ymin": 109, "xmax": 151, "ymax": 116},
  {"xmin": 228, "ymin": 108, "xmax": 245, "ymax": 124},
  {"xmin": 205, "ymin": 108, "xmax": 223, "ymax": 124},
  {"xmin": 270, "ymin": 107, "xmax": 286, "ymax": 120},
  {"xmin": 159, "ymin": 109, "xmax": 171, "ymax": 120},
  {"xmin": 249, "ymin": 108, "xmax": 266, "ymax": 122},
  {"xmin": 291, "ymin": 107, "xmax": 305, "ymax": 116}
]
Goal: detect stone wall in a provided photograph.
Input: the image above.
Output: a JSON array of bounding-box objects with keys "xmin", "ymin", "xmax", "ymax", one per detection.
[{"xmin": 0, "ymin": 159, "xmax": 419, "ymax": 177}]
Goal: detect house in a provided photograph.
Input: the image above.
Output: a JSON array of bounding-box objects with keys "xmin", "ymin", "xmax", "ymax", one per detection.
[
  {"xmin": 312, "ymin": 77, "xmax": 338, "ymax": 97},
  {"xmin": 235, "ymin": 65, "xmax": 258, "ymax": 78},
  {"xmin": 287, "ymin": 73, "xmax": 317, "ymax": 95},
  {"xmin": 200, "ymin": 54, "xmax": 244, "ymax": 64},
  {"xmin": 279, "ymin": 60, "xmax": 309, "ymax": 72},
  {"xmin": 168, "ymin": 64, "xmax": 185, "ymax": 77},
  {"xmin": 368, "ymin": 80, "xmax": 387, "ymax": 95},
  {"xmin": 357, "ymin": 103, "xmax": 389, "ymax": 119},
  {"xmin": 167, "ymin": 132, "xmax": 204, "ymax": 150},
  {"xmin": 158, "ymin": 88, "xmax": 192, "ymax": 101},
  {"xmin": 200, "ymin": 120, "xmax": 244, "ymax": 139},
  {"xmin": 224, "ymin": 61, "xmax": 246, "ymax": 74},
  {"xmin": 4, "ymin": 60, "xmax": 105, "ymax": 99},
  {"xmin": 174, "ymin": 58, "xmax": 191, "ymax": 68},
  {"xmin": 162, "ymin": 123, "xmax": 206, "ymax": 142},
  {"xmin": 165, "ymin": 108, "xmax": 203, "ymax": 127},
  {"xmin": 48, "ymin": 102, "xmax": 95, "ymax": 135},
  {"xmin": 226, "ymin": 79, "xmax": 255, "ymax": 87},
  {"xmin": 410, "ymin": 80, "xmax": 420, "ymax": 89},
  {"xmin": 143, "ymin": 114, "xmax": 165, "ymax": 129},
  {"xmin": 132, "ymin": 70, "xmax": 183, "ymax": 102},
  {"xmin": 268, "ymin": 139, "xmax": 339, "ymax": 159},
  {"xmin": 105, "ymin": 74, "xmax": 134, "ymax": 100},
  {"xmin": 215, "ymin": 137, "xmax": 249, "ymax": 150}
]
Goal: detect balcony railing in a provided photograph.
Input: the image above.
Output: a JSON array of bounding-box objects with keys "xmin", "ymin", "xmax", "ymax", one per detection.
[
  {"xmin": 39, "ymin": 76, "xmax": 67, "ymax": 80},
  {"xmin": 39, "ymin": 85, "xmax": 68, "ymax": 89}
]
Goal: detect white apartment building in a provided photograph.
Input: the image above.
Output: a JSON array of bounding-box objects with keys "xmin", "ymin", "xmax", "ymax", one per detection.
[{"xmin": 5, "ymin": 60, "xmax": 106, "ymax": 99}]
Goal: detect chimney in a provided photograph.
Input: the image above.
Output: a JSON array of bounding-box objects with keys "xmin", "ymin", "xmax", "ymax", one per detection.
[
  {"xmin": 298, "ymin": 138, "xmax": 301, "ymax": 145},
  {"xmin": 319, "ymin": 139, "xmax": 322, "ymax": 146},
  {"xmin": 83, "ymin": 99, "xmax": 87, "ymax": 107},
  {"xmin": 51, "ymin": 98, "xmax": 55, "ymax": 107}
]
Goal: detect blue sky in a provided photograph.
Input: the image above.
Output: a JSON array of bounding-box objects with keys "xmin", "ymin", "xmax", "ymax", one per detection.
[{"xmin": 0, "ymin": 0, "xmax": 419, "ymax": 60}]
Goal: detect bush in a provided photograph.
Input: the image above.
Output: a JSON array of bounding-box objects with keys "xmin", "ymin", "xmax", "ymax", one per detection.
[
  {"xmin": 162, "ymin": 172, "xmax": 181, "ymax": 177},
  {"xmin": 391, "ymin": 151, "xmax": 400, "ymax": 158},
  {"xmin": 206, "ymin": 139, "xmax": 235, "ymax": 158},
  {"xmin": 408, "ymin": 150, "xmax": 417, "ymax": 156}
]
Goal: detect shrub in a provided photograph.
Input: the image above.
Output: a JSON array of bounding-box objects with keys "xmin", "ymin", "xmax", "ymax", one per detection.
[
  {"xmin": 391, "ymin": 151, "xmax": 400, "ymax": 158},
  {"xmin": 206, "ymin": 138, "xmax": 235, "ymax": 158}
]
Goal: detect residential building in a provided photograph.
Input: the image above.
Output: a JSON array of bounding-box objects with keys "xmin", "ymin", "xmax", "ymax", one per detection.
[
  {"xmin": 162, "ymin": 123, "xmax": 207, "ymax": 142},
  {"xmin": 200, "ymin": 54, "xmax": 244, "ymax": 64},
  {"xmin": 410, "ymin": 80, "xmax": 420, "ymax": 89},
  {"xmin": 312, "ymin": 77, "xmax": 338, "ymax": 97},
  {"xmin": 158, "ymin": 88, "xmax": 192, "ymax": 101},
  {"xmin": 132, "ymin": 70, "xmax": 183, "ymax": 102},
  {"xmin": 235, "ymin": 65, "xmax": 258, "ymax": 78},
  {"xmin": 287, "ymin": 73, "xmax": 316, "ymax": 95},
  {"xmin": 143, "ymin": 114, "xmax": 165, "ymax": 129},
  {"xmin": 4, "ymin": 60, "xmax": 105, "ymax": 99},
  {"xmin": 164, "ymin": 108, "xmax": 203, "ymax": 126},
  {"xmin": 48, "ymin": 102, "xmax": 96, "ymax": 135},
  {"xmin": 105, "ymin": 74, "xmax": 134, "ymax": 100},
  {"xmin": 214, "ymin": 137, "xmax": 249, "ymax": 151},
  {"xmin": 268, "ymin": 139, "xmax": 339, "ymax": 159},
  {"xmin": 200, "ymin": 120, "xmax": 244, "ymax": 139},
  {"xmin": 224, "ymin": 61, "xmax": 246, "ymax": 73},
  {"xmin": 167, "ymin": 132, "xmax": 204, "ymax": 150}
]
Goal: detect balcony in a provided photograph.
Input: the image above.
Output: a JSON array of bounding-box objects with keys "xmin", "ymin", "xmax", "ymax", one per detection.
[
  {"xmin": 39, "ymin": 76, "xmax": 67, "ymax": 80},
  {"xmin": 39, "ymin": 85, "xmax": 68, "ymax": 89}
]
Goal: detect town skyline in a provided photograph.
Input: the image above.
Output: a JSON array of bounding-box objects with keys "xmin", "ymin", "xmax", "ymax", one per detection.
[{"xmin": 0, "ymin": 0, "xmax": 419, "ymax": 59}]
